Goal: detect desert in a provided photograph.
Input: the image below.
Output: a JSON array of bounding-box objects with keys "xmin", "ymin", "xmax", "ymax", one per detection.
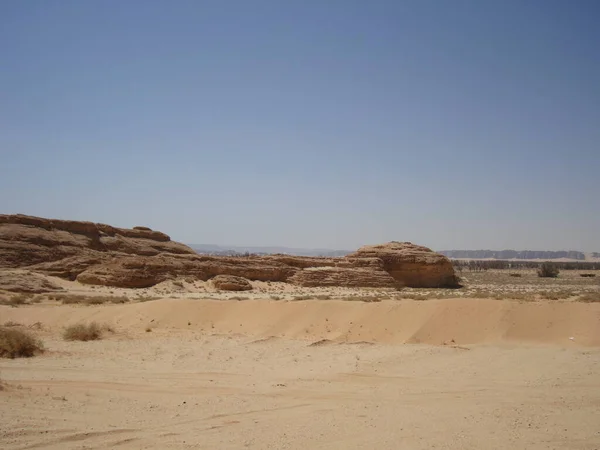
[{"xmin": 1, "ymin": 215, "xmax": 600, "ymax": 449}]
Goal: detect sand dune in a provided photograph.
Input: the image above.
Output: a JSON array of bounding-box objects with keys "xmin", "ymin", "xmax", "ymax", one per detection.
[{"xmin": 2, "ymin": 298, "xmax": 599, "ymax": 346}]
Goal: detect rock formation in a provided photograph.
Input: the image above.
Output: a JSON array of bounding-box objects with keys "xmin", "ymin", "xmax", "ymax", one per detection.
[
  {"xmin": 347, "ymin": 241, "xmax": 459, "ymax": 288},
  {"xmin": 210, "ymin": 275, "xmax": 253, "ymax": 291},
  {"xmin": 0, "ymin": 214, "xmax": 458, "ymax": 290}
]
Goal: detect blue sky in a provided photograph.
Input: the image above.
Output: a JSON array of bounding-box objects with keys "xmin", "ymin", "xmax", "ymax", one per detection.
[{"xmin": 1, "ymin": 0, "xmax": 598, "ymax": 251}]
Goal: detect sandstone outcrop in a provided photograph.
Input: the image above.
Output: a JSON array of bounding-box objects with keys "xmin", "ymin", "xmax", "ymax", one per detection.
[
  {"xmin": 0, "ymin": 215, "xmax": 458, "ymax": 290},
  {"xmin": 287, "ymin": 266, "xmax": 397, "ymax": 288},
  {"xmin": 210, "ymin": 275, "xmax": 252, "ymax": 291},
  {"xmin": 0, "ymin": 214, "xmax": 196, "ymax": 271},
  {"xmin": 0, "ymin": 270, "xmax": 64, "ymax": 293},
  {"xmin": 347, "ymin": 241, "xmax": 459, "ymax": 288}
]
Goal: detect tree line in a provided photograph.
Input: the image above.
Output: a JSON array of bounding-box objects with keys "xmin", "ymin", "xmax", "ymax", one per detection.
[{"xmin": 452, "ymin": 259, "xmax": 600, "ymax": 271}]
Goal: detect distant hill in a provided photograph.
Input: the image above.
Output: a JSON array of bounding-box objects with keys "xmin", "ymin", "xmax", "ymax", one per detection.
[
  {"xmin": 189, "ymin": 244, "xmax": 351, "ymax": 257},
  {"xmin": 440, "ymin": 250, "xmax": 599, "ymax": 262}
]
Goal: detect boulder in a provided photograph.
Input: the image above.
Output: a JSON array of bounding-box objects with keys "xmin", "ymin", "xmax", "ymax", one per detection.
[
  {"xmin": 347, "ymin": 242, "xmax": 459, "ymax": 288},
  {"xmin": 210, "ymin": 275, "xmax": 252, "ymax": 291}
]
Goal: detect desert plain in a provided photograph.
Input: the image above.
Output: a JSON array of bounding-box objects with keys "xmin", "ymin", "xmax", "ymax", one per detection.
[{"xmin": 2, "ymin": 268, "xmax": 600, "ymax": 450}]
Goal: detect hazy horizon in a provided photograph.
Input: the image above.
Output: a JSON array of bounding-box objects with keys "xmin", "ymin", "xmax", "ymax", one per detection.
[{"xmin": 2, "ymin": 1, "xmax": 599, "ymax": 251}]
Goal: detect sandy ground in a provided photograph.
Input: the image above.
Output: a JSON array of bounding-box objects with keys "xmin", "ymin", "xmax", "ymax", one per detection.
[{"xmin": 2, "ymin": 298, "xmax": 600, "ymax": 449}]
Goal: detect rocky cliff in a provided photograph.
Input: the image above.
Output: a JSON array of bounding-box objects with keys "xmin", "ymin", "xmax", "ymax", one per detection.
[{"xmin": 0, "ymin": 214, "xmax": 458, "ymax": 290}]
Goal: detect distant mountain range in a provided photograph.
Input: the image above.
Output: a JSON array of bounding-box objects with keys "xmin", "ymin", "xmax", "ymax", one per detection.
[
  {"xmin": 189, "ymin": 244, "xmax": 351, "ymax": 257},
  {"xmin": 189, "ymin": 245, "xmax": 599, "ymax": 261},
  {"xmin": 440, "ymin": 250, "xmax": 600, "ymax": 262}
]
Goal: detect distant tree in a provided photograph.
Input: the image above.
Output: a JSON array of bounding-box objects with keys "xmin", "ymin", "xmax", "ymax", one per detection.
[{"xmin": 538, "ymin": 262, "xmax": 559, "ymax": 278}]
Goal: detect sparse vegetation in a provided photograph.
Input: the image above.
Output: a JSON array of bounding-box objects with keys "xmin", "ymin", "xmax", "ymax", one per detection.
[
  {"xmin": 56, "ymin": 294, "xmax": 129, "ymax": 305},
  {"xmin": 3, "ymin": 321, "xmax": 23, "ymax": 327},
  {"xmin": 580, "ymin": 273, "xmax": 596, "ymax": 278},
  {"xmin": 0, "ymin": 326, "xmax": 44, "ymax": 358},
  {"xmin": 137, "ymin": 296, "xmax": 161, "ymax": 302},
  {"xmin": 270, "ymin": 295, "xmax": 282, "ymax": 300},
  {"xmin": 63, "ymin": 322, "xmax": 103, "ymax": 341},
  {"xmin": 537, "ymin": 262, "xmax": 560, "ymax": 278},
  {"xmin": 577, "ymin": 292, "xmax": 600, "ymax": 303},
  {"xmin": 509, "ymin": 273, "xmax": 522, "ymax": 277},
  {"xmin": 0, "ymin": 293, "xmax": 32, "ymax": 306},
  {"xmin": 342, "ymin": 296, "xmax": 382, "ymax": 302},
  {"xmin": 294, "ymin": 295, "xmax": 312, "ymax": 300}
]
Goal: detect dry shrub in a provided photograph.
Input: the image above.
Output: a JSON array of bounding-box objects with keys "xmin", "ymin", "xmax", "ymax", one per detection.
[
  {"xmin": 509, "ymin": 273, "xmax": 522, "ymax": 278},
  {"xmin": 578, "ymin": 292, "xmax": 600, "ymax": 303},
  {"xmin": 0, "ymin": 294, "xmax": 32, "ymax": 306},
  {"xmin": 0, "ymin": 326, "xmax": 44, "ymax": 358},
  {"xmin": 580, "ymin": 273, "xmax": 597, "ymax": 278},
  {"xmin": 63, "ymin": 322, "xmax": 103, "ymax": 341},
  {"xmin": 538, "ymin": 262, "xmax": 559, "ymax": 278}
]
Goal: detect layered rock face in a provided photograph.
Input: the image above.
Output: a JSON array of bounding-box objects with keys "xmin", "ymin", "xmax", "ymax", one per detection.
[
  {"xmin": 347, "ymin": 242, "xmax": 459, "ymax": 288},
  {"xmin": 0, "ymin": 215, "xmax": 458, "ymax": 290}
]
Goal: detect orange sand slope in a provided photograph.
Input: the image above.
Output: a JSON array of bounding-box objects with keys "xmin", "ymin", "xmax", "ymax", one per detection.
[{"xmin": 2, "ymin": 298, "xmax": 599, "ymax": 346}]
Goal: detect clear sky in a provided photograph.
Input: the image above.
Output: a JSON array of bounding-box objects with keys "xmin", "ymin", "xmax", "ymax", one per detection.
[{"xmin": 1, "ymin": 0, "xmax": 598, "ymax": 251}]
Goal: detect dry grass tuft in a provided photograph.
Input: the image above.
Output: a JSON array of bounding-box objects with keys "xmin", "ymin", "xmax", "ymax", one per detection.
[
  {"xmin": 0, "ymin": 326, "xmax": 44, "ymax": 358},
  {"xmin": 3, "ymin": 321, "xmax": 23, "ymax": 327},
  {"xmin": 63, "ymin": 322, "xmax": 104, "ymax": 341}
]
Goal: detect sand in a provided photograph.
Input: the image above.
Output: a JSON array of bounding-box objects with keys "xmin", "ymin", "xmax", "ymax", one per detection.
[{"xmin": 2, "ymin": 298, "xmax": 600, "ymax": 449}]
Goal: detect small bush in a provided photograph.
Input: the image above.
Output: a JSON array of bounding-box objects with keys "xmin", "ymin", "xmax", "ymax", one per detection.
[
  {"xmin": 63, "ymin": 322, "xmax": 103, "ymax": 341},
  {"xmin": 0, "ymin": 327, "xmax": 44, "ymax": 358},
  {"xmin": 538, "ymin": 262, "xmax": 559, "ymax": 278},
  {"xmin": 580, "ymin": 273, "xmax": 597, "ymax": 278}
]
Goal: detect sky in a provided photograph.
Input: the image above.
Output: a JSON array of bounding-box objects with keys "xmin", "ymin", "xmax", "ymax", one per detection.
[{"xmin": 1, "ymin": 0, "xmax": 599, "ymax": 251}]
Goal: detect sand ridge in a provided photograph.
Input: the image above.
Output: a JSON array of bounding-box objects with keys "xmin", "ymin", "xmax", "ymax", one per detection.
[{"xmin": 2, "ymin": 297, "xmax": 599, "ymax": 346}]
